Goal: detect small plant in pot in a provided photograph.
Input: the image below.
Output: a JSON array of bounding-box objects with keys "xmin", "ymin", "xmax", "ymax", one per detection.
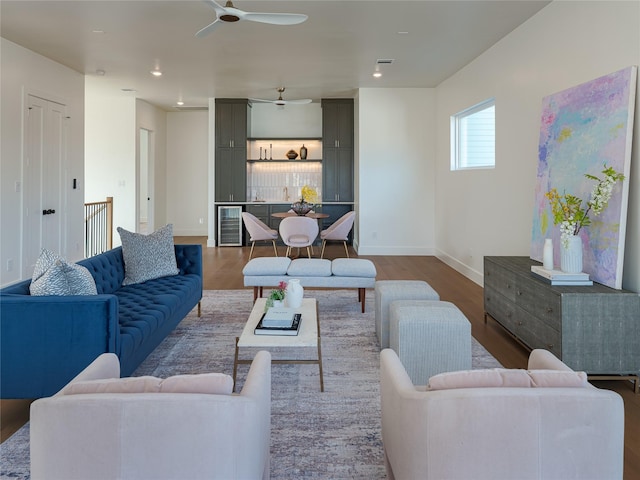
[{"xmin": 266, "ymin": 281, "xmax": 288, "ymax": 309}]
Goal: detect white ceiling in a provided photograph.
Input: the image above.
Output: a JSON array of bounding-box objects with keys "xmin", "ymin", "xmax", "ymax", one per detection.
[{"xmin": 1, "ymin": 0, "xmax": 550, "ymax": 111}]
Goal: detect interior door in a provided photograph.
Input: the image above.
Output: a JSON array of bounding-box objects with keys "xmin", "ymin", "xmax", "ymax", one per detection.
[{"xmin": 23, "ymin": 95, "xmax": 66, "ymax": 277}]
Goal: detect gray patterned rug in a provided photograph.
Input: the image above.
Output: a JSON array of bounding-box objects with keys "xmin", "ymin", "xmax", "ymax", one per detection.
[{"xmin": 1, "ymin": 289, "xmax": 501, "ymax": 479}]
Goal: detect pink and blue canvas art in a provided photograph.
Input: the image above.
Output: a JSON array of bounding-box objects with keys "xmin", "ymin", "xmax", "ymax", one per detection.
[{"xmin": 531, "ymin": 67, "xmax": 636, "ymax": 289}]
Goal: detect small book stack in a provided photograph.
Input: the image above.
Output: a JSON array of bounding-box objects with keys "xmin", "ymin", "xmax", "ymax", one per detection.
[
  {"xmin": 255, "ymin": 307, "xmax": 302, "ymax": 335},
  {"xmin": 530, "ymin": 265, "xmax": 593, "ymax": 286}
]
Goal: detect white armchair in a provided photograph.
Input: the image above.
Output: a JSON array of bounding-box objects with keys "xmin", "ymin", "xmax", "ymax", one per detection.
[
  {"xmin": 30, "ymin": 351, "xmax": 272, "ymax": 480},
  {"xmin": 380, "ymin": 348, "xmax": 624, "ymax": 480}
]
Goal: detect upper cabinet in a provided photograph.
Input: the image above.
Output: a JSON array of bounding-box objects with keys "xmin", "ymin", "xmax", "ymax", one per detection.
[
  {"xmin": 215, "ymin": 99, "xmax": 249, "ymax": 202},
  {"xmin": 322, "ymin": 99, "xmax": 354, "ymax": 202},
  {"xmin": 215, "ymin": 99, "xmax": 249, "ymax": 148},
  {"xmin": 322, "ymin": 99, "xmax": 354, "ymax": 149}
]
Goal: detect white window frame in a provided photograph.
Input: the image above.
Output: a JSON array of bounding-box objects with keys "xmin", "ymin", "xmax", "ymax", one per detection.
[{"xmin": 450, "ymin": 98, "xmax": 495, "ymax": 170}]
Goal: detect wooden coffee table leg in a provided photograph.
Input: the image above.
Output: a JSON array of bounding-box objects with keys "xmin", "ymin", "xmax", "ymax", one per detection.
[
  {"xmin": 232, "ymin": 336, "xmax": 240, "ymax": 392},
  {"xmin": 316, "ymin": 303, "xmax": 324, "ymax": 392}
]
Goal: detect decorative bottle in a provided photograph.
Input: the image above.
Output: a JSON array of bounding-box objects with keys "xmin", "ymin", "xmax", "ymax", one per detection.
[
  {"xmin": 286, "ymin": 279, "xmax": 304, "ymax": 308},
  {"xmin": 542, "ymin": 238, "xmax": 554, "ymax": 270},
  {"xmin": 300, "ymin": 144, "xmax": 308, "ymax": 160}
]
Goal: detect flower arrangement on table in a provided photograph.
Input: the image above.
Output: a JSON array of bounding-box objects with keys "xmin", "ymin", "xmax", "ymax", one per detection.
[
  {"xmin": 291, "ymin": 185, "xmax": 319, "ymax": 215},
  {"xmin": 266, "ymin": 281, "xmax": 288, "ymax": 309},
  {"xmin": 545, "ymin": 164, "xmax": 625, "ymax": 248}
]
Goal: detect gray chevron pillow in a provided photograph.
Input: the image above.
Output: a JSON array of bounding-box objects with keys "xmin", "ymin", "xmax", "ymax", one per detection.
[
  {"xmin": 30, "ymin": 249, "xmax": 97, "ymax": 296},
  {"xmin": 117, "ymin": 224, "xmax": 179, "ymax": 286}
]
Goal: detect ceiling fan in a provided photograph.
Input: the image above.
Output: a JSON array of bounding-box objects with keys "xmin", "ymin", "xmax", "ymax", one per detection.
[
  {"xmin": 195, "ymin": 0, "xmax": 308, "ymax": 37},
  {"xmin": 250, "ymin": 87, "xmax": 312, "ymax": 106}
]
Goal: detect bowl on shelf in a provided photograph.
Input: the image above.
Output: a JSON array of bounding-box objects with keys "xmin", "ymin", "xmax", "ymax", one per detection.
[{"xmin": 286, "ymin": 150, "xmax": 298, "ymax": 160}]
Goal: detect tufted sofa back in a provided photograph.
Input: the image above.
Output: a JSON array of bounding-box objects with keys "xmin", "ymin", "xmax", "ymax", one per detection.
[{"xmin": 78, "ymin": 247, "xmax": 126, "ymax": 294}]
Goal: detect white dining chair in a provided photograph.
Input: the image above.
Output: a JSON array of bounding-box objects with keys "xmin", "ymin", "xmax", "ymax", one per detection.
[
  {"xmin": 242, "ymin": 212, "xmax": 279, "ymax": 259},
  {"xmin": 320, "ymin": 211, "xmax": 355, "ymax": 258},
  {"xmin": 279, "ymin": 216, "xmax": 319, "ymax": 258}
]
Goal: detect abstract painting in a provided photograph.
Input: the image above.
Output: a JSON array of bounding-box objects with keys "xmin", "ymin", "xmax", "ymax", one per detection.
[{"xmin": 531, "ymin": 66, "xmax": 636, "ymax": 289}]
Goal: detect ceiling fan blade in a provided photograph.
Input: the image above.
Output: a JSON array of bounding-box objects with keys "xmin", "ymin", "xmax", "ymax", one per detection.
[
  {"xmin": 248, "ymin": 98, "xmax": 273, "ymax": 104},
  {"xmin": 242, "ymin": 12, "xmax": 308, "ymax": 25},
  {"xmin": 282, "ymin": 99, "xmax": 313, "ymax": 105},
  {"xmin": 195, "ymin": 18, "xmax": 223, "ymax": 37}
]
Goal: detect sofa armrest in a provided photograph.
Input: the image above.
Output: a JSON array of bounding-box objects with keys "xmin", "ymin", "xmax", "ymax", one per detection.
[
  {"xmin": 528, "ymin": 348, "xmax": 573, "ymax": 371},
  {"xmin": 175, "ymin": 244, "xmax": 202, "ymax": 277},
  {"xmin": 0, "ymin": 294, "xmax": 120, "ymax": 398},
  {"xmin": 53, "ymin": 353, "xmax": 121, "ymax": 397}
]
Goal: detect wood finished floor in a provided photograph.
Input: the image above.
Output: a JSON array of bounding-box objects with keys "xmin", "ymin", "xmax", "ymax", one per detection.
[{"xmin": 2, "ymin": 238, "xmax": 638, "ymax": 479}]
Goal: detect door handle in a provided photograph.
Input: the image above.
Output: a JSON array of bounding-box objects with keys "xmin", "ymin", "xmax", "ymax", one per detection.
[{"xmin": 42, "ymin": 209, "xmax": 56, "ymax": 215}]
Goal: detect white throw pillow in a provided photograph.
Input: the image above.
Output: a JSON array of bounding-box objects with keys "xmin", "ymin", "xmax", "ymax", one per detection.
[
  {"xmin": 63, "ymin": 373, "xmax": 234, "ymax": 395},
  {"xmin": 427, "ymin": 368, "xmax": 588, "ymax": 390},
  {"xmin": 117, "ymin": 224, "xmax": 179, "ymax": 286},
  {"xmin": 30, "ymin": 249, "xmax": 97, "ymax": 296}
]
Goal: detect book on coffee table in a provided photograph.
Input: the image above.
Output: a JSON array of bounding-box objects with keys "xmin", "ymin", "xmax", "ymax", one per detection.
[
  {"xmin": 262, "ymin": 307, "xmax": 296, "ymax": 328},
  {"xmin": 255, "ymin": 313, "xmax": 302, "ymax": 336}
]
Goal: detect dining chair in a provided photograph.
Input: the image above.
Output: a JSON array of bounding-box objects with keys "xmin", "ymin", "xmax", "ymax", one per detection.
[
  {"xmin": 320, "ymin": 211, "xmax": 356, "ymax": 259},
  {"xmin": 279, "ymin": 216, "xmax": 319, "ymax": 258},
  {"xmin": 241, "ymin": 212, "xmax": 279, "ymax": 260}
]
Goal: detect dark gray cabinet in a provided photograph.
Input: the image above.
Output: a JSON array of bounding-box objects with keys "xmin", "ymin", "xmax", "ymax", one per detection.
[
  {"xmin": 215, "ymin": 99, "xmax": 249, "ymax": 202},
  {"xmin": 484, "ymin": 256, "xmax": 640, "ymax": 386},
  {"xmin": 322, "ymin": 99, "xmax": 353, "ymax": 202}
]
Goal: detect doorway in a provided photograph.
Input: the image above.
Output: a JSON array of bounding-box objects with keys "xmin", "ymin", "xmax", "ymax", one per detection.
[{"xmin": 138, "ymin": 128, "xmax": 154, "ymax": 233}]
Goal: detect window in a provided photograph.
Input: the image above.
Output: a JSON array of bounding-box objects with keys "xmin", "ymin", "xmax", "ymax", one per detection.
[{"xmin": 451, "ymin": 98, "xmax": 495, "ymax": 170}]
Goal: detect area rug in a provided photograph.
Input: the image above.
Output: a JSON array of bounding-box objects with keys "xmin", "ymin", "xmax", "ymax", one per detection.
[{"xmin": 0, "ymin": 289, "xmax": 501, "ymax": 480}]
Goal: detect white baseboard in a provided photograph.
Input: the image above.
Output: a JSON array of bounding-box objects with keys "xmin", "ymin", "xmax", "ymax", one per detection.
[
  {"xmin": 355, "ymin": 245, "xmax": 435, "ymax": 256},
  {"xmin": 435, "ymin": 250, "xmax": 484, "ymax": 286}
]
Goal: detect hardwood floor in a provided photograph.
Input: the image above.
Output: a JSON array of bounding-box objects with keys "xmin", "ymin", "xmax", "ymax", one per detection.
[{"xmin": 2, "ymin": 238, "xmax": 639, "ymax": 479}]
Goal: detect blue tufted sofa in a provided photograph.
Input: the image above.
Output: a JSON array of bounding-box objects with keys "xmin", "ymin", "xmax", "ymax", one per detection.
[{"xmin": 0, "ymin": 244, "xmax": 202, "ymax": 399}]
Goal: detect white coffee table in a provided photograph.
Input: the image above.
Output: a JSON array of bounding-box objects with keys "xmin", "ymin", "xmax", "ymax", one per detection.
[{"xmin": 233, "ymin": 298, "xmax": 324, "ymax": 392}]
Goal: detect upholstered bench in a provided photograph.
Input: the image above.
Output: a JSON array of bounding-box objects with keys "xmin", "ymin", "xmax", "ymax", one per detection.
[
  {"xmin": 374, "ymin": 280, "xmax": 440, "ymax": 349},
  {"xmin": 243, "ymin": 257, "xmax": 377, "ymax": 312}
]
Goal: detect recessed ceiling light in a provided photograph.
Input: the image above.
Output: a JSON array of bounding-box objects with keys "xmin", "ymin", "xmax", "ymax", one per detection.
[
  {"xmin": 397, "ymin": 31, "xmax": 409, "ymax": 35},
  {"xmin": 373, "ymin": 72, "xmax": 382, "ymax": 78},
  {"xmin": 96, "ymin": 69, "xmax": 106, "ymax": 76},
  {"xmin": 92, "ymin": 30, "xmax": 105, "ymax": 34},
  {"xmin": 177, "ymin": 101, "xmax": 184, "ymax": 106},
  {"xmin": 121, "ymin": 88, "xmax": 137, "ymax": 92},
  {"xmin": 150, "ymin": 70, "xmax": 162, "ymax": 77}
]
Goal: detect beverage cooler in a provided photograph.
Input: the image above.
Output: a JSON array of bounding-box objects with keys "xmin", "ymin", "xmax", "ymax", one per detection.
[{"xmin": 217, "ymin": 206, "xmax": 243, "ymax": 246}]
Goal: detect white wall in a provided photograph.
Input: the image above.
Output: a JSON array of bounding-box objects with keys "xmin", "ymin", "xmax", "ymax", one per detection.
[
  {"xmin": 434, "ymin": 0, "xmax": 640, "ymax": 292},
  {"xmin": 167, "ymin": 111, "xmax": 209, "ymax": 235},
  {"xmin": 1, "ymin": 38, "xmax": 85, "ymax": 286},
  {"xmin": 85, "ymin": 77, "xmax": 136, "ymax": 245},
  {"xmin": 137, "ymin": 99, "xmax": 167, "ymax": 231},
  {"xmin": 356, "ymin": 88, "xmax": 436, "ymax": 255}
]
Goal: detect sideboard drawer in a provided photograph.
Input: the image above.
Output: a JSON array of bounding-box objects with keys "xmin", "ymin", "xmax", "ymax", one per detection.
[
  {"xmin": 484, "ymin": 286, "xmax": 517, "ymax": 332},
  {"xmin": 515, "ymin": 275, "xmax": 562, "ymax": 331},
  {"xmin": 514, "ymin": 305, "xmax": 562, "ymax": 358},
  {"xmin": 485, "ymin": 260, "xmax": 517, "ymax": 302}
]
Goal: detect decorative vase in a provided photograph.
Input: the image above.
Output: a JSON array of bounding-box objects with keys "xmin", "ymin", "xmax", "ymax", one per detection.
[
  {"xmin": 285, "ymin": 279, "xmax": 304, "ymax": 308},
  {"xmin": 286, "ymin": 150, "xmax": 298, "ymax": 160},
  {"xmin": 542, "ymin": 238, "xmax": 554, "ymax": 270},
  {"xmin": 272, "ymin": 299, "xmax": 284, "ymax": 308},
  {"xmin": 300, "ymin": 144, "xmax": 308, "ymax": 160},
  {"xmin": 560, "ymin": 235, "xmax": 583, "ymax": 273},
  {"xmin": 290, "ymin": 201, "xmax": 314, "ymax": 215}
]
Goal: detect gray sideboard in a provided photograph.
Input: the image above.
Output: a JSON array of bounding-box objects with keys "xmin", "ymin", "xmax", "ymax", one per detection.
[{"xmin": 483, "ymin": 256, "xmax": 640, "ymax": 392}]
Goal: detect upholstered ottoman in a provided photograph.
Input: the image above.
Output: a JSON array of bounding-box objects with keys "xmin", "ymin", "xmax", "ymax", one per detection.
[
  {"xmin": 389, "ymin": 300, "xmax": 471, "ymax": 385},
  {"xmin": 374, "ymin": 280, "xmax": 440, "ymax": 349}
]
